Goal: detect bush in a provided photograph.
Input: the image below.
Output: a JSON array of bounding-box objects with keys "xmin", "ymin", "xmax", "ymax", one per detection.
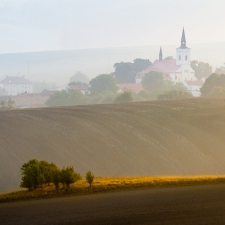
[
  {"xmin": 61, "ymin": 166, "xmax": 82, "ymax": 189},
  {"xmin": 114, "ymin": 91, "xmax": 134, "ymax": 103},
  {"xmin": 157, "ymin": 89, "xmax": 193, "ymax": 100},
  {"xmin": 85, "ymin": 170, "xmax": 94, "ymax": 188}
]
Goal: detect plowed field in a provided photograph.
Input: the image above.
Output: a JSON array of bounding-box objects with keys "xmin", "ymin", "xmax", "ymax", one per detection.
[{"xmin": 1, "ymin": 98, "xmax": 225, "ymax": 193}]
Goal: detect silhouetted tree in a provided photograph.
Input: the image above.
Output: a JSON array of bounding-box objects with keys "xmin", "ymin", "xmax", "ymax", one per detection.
[{"xmin": 113, "ymin": 58, "xmax": 152, "ymax": 83}]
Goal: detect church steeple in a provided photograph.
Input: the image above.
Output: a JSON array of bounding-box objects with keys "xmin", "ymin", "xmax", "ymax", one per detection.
[
  {"xmin": 159, "ymin": 47, "xmax": 163, "ymax": 61},
  {"xmin": 180, "ymin": 27, "xmax": 186, "ymax": 48}
]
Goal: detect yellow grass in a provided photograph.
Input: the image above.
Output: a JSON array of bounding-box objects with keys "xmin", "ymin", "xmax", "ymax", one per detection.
[{"xmin": 1, "ymin": 176, "xmax": 225, "ymax": 203}]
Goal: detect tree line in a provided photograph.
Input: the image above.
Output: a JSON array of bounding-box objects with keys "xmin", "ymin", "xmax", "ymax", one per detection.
[{"xmin": 20, "ymin": 159, "xmax": 94, "ymax": 190}]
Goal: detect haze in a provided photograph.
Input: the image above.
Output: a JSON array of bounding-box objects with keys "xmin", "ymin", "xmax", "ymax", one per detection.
[{"xmin": 0, "ymin": 0, "xmax": 225, "ymax": 53}]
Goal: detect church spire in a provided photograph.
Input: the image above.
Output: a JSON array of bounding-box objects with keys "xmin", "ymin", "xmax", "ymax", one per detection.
[
  {"xmin": 180, "ymin": 27, "xmax": 186, "ymax": 48},
  {"xmin": 159, "ymin": 47, "xmax": 163, "ymax": 61}
]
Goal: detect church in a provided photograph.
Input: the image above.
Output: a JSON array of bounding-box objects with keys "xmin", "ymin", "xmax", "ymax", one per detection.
[{"xmin": 135, "ymin": 28, "xmax": 202, "ymax": 96}]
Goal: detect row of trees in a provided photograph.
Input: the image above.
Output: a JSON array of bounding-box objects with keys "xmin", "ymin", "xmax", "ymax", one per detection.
[
  {"xmin": 20, "ymin": 159, "xmax": 94, "ymax": 190},
  {"xmin": 46, "ymin": 72, "xmax": 193, "ymax": 107}
]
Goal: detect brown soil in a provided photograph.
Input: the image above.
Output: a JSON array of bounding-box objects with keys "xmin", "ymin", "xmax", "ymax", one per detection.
[
  {"xmin": 0, "ymin": 97, "xmax": 225, "ymax": 193},
  {"xmin": 1, "ymin": 184, "xmax": 225, "ymax": 224}
]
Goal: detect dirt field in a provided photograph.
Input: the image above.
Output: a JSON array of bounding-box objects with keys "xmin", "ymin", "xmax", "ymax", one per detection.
[
  {"xmin": 1, "ymin": 184, "xmax": 225, "ymax": 224},
  {"xmin": 0, "ymin": 97, "xmax": 225, "ymax": 193}
]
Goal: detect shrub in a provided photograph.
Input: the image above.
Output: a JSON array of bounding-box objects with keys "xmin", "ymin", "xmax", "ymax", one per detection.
[
  {"xmin": 85, "ymin": 170, "xmax": 95, "ymax": 188},
  {"xmin": 114, "ymin": 91, "xmax": 134, "ymax": 103},
  {"xmin": 61, "ymin": 166, "xmax": 82, "ymax": 189}
]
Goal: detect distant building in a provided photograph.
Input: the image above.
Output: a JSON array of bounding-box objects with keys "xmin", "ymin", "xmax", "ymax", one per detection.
[
  {"xmin": 69, "ymin": 85, "xmax": 90, "ymax": 95},
  {"xmin": 135, "ymin": 28, "xmax": 201, "ymax": 96},
  {"xmin": 118, "ymin": 83, "xmax": 143, "ymax": 93},
  {"xmin": 0, "ymin": 76, "xmax": 33, "ymax": 96}
]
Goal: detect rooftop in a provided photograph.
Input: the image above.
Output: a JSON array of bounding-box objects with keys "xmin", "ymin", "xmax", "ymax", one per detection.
[{"xmin": 0, "ymin": 76, "xmax": 32, "ymax": 85}]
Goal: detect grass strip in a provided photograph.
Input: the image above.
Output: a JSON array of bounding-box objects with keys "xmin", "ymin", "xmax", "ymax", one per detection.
[{"xmin": 1, "ymin": 176, "xmax": 225, "ymax": 203}]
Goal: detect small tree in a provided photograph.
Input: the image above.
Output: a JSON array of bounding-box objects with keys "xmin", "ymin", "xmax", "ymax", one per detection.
[
  {"xmin": 52, "ymin": 168, "xmax": 62, "ymax": 190},
  {"xmin": 20, "ymin": 159, "xmax": 42, "ymax": 190},
  {"xmin": 114, "ymin": 91, "xmax": 134, "ymax": 103},
  {"xmin": 61, "ymin": 166, "xmax": 82, "ymax": 189},
  {"xmin": 85, "ymin": 170, "xmax": 94, "ymax": 188}
]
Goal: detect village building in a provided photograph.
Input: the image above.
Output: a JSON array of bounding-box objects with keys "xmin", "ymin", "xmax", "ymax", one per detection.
[
  {"xmin": 0, "ymin": 76, "xmax": 33, "ymax": 96},
  {"xmin": 69, "ymin": 84, "xmax": 90, "ymax": 95},
  {"xmin": 118, "ymin": 83, "xmax": 143, "ymax": 93},
  {"xmin": 135, "ymin": 28, "xmax": 201, "ymax": 96}
]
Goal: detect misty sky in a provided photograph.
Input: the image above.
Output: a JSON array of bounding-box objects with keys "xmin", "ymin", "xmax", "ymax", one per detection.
[{"xmin": 0, "ymin": 0, "xmax": 225, "ymax": 53}]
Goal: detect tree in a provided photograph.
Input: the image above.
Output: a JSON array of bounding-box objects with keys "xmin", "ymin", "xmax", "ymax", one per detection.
[
  {"xmin": 69, "ymin": 71, "xmax": 90, "ymax": 84},
  {"xmin": 85, "ymin": 170, "xmax": 94, "ymax": 188},
  {"xmin": 61, "ymin": 166, "xmax": 82, "ymax": 189},
  {"xmin": 46, "ymin": 89, "xmax": 87, "ymax": 107},
  {"xmin": 7, "ymin": 98, "xmax": 15, "ymax": 110},
  {"xmin": 141, "ymin": 71, "xmax": 165, "ymax": 91},
  {"xmin": 207, "ymin": 86, "xmax": 225, "ymax": 97},
  {"xmin": 191, "ymin": 60, "xmax": 212, "ymax": 80},
  {"xmin": 201, "ymin": 73, "xmax": 225, "ymax": 96},
  {"xmin": 157, "ymin": 89, "xmax": 193, "ymax": 100},
  {"xmin": 20, "ymin": 159, "xmax": 42, "ymax": 190},
  {"xmin": 114, "ymin": 91, "xmax": 134, "ymax": 103},
  {"xmin": 52, "ymin": 168, "xmax": 62, "ymax": 190},
  {"xmin": 113, "ymin": 58, "xmax": 152, "ymax": 83},
  {"xmin": 89, "ymin": 74, "xmax": 118, "ymax": 95}
]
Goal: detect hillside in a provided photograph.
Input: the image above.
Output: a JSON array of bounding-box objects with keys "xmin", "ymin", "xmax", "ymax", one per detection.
[{"xmin": 0, "ymin": 98, "xmax": 225, "ymax": 193}]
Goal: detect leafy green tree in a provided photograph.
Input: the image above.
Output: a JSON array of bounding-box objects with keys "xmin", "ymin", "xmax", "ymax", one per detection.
[
  {"xmin": 191, "ymin": 60, "xmax": 212, "ymax": 80},
  {"xmin": 7, "ymin": 98, "xmax": 15, "ymax": 110},
  {"xmin": 85, "ymin": 170, "xmax": 94, "ymax": 188},
  {"xmin": 69, "ymin": 71, "xmax": 90, "ymax": 84},
  {"xmin": 61, "ymin": 166, "xmax": 82, "ymax": 189},
  {"xmin": 20, "ymin": 159, "xmax": 42, "ymax": 190},
  {"xmin": 141, "ymin": 71, "xmax": 165, "ymax": 91},
  {"xmin": 114, "ymin": 91, "xmax": 134, "ymax": 103},
  {"xmin": 89, "ymin": 74, "xmax": 118, "ymax": 95},
  {"xmin": 52, "ymin": 168, "xmax": 62, "ymax": 190},
  {"xmin": 46, "ymin": 89, "xmax": 87, "ymax": 107},
  {"xmin": 113, "ymin": 58, "xmax": 152, "ymax": 83},
  {"xmin": 157, "ymin": 89, "xmax": 193, "ymax": 100},
  {"xmin": 201, "ymin": 73, "xmax": 225, "ymax": 96}
]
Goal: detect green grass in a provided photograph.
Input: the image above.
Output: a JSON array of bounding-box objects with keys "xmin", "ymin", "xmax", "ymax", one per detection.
[{"xmin": 1, "ymin": 176, "xmax": 225, "ymax": 203}]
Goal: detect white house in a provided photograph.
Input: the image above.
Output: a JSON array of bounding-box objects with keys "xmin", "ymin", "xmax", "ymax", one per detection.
[
  {"xmin": 183, "ymin": 80, "xmax": 204, "ymax": 97},
  {"xmin": 135, "ymin": 28, "xmax": 201, "ymax": 96},
  {"xmin": 0, "ymin": 76, "xmax": 33, "ymax": 96}
]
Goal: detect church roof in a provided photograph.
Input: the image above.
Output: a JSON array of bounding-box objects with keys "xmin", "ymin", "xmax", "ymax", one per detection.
[
  {"xmin": 136, "ymin": 59, "xmax": 181, "ymax": 79},
  {"xmin": 0, "ymin": 76, "xmax": 32, "ymax": 84}
]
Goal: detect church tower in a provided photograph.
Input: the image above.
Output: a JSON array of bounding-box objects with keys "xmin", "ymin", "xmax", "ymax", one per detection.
[
  {"xmin": 159, "ymin": 47, "xmax": 163, "ymax": 61},
  {"xmin": 176, "ymin": 28, "xmax": 191, "ymax": 66}
]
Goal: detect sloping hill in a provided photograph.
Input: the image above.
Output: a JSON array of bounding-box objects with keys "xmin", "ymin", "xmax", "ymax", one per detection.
[{"xmin": 0, "ymin": 98, "xmax": 225, "ymax": 193}]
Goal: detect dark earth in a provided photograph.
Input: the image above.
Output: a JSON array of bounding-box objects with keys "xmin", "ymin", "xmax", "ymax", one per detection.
[{"xmin": 1, "ymin": 184, "xmax": 225, "ymax": 224}]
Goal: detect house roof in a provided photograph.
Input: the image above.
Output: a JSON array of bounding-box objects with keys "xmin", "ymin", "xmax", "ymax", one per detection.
[
  {"xmin": 118, "ymin": 83, "xmax": 143, "ymax": 93},
  {"xmin": 136, "ymin": 59, "xmax": 181, "ymax": 79},
  {"xmin": 0, "ymin": 76, "xmax": 32, "ymax": 84},
  {"xmin": 184, "ymin": 80, "xmax": 204, "ymax": 86}
]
